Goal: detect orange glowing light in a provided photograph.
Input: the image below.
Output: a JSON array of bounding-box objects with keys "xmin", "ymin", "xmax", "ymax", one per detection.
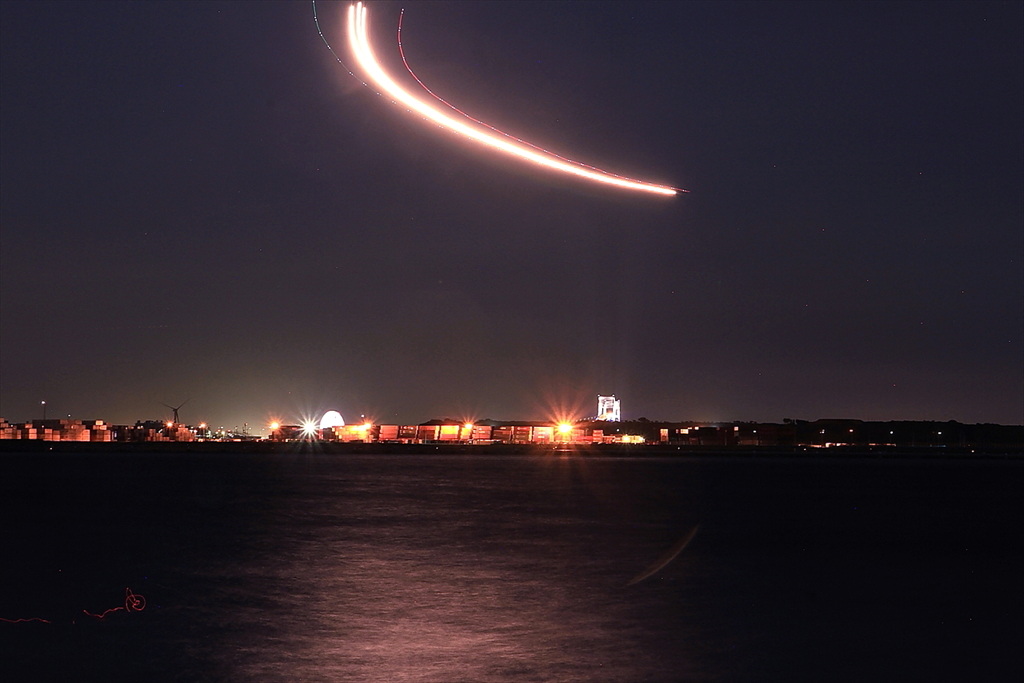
[
  {"xmin": 557, "ymin": 423, "xmax": 573, "ymax": 434},
  {"xmin": 346, "ymin": 2, "xmax": 679, "ymax": 196},
  {"xmin": 269, "ymin": 421, "xmax": 281, "ymax": 431}
]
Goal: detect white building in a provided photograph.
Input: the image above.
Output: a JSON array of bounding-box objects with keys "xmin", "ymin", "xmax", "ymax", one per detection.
[{"xmin": 597, "ymin": 395, "xmax": 621, "ymax": 421}]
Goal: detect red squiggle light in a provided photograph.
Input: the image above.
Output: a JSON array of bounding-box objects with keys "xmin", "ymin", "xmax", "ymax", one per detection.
[
  {"xmin": 83, "ymin": 587, "xmax": 146, "ymax": 620},
  {"xmin": 2, "ymin": 587, "xmax": 145, "ymax": 625}
]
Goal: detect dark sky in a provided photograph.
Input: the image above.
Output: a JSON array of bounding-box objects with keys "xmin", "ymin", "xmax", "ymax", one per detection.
[{"xmin": 2, "ymin": 1, "xmax": 1021, "ymax": 430}]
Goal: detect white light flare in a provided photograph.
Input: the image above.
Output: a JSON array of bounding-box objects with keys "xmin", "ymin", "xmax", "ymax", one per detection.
[{"xmin": 346, "ymin": 2, "xmax": 678, "ymax": 196}]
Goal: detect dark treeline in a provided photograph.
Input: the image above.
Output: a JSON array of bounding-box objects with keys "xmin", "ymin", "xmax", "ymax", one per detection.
[{"xmin": 594, "ymin": 418, "xmax": 1024, "ymax": 449}]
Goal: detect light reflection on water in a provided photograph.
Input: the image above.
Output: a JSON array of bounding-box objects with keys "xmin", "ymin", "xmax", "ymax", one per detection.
[{"xmin": 194, "ymin": 455, "xmax": 704, "ymax": 682}]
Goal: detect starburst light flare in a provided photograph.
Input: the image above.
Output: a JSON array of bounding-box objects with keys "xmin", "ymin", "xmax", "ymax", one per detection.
[{"xmin": 346, "ymin": 2, "xmax": 679, "ymax": 196}]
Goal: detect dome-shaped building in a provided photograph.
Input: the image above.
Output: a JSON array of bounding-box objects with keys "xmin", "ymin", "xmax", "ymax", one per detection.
[{"xmin": 320, "ymin": 410, "xmax": 345, "ymax": 429}]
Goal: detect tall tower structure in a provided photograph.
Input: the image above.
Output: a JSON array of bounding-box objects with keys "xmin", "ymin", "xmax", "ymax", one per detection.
[{"xmin": 597, "ymin": 395, "xmax": 621, "ymax": 421}]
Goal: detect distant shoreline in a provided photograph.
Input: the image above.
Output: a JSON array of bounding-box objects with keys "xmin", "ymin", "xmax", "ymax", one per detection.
[{"xmin": 1, "ymin": 440, "xmax": 1020, "ymax": 458}]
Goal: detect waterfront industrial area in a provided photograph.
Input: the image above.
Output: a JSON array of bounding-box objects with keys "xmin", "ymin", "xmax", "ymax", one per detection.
[{"xmin": 2, "ymin": 396, "xmax": 1021, "ymax": 450}]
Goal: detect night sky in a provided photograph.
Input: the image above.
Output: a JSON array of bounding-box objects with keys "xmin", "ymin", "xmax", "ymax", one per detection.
[{"xmin": 2, "ymin": 1, "xmax": 1021, "ymax": 431}]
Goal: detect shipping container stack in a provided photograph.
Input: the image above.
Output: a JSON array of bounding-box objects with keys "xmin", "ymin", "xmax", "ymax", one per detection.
[
  {"xmin": 437, "ymin": 425, "xmax": 461, "ymax": 441},
  {"xmin": 470, "ymin": 425, "xmax": 493, "ymax": 442},
  {"xmin": 0, "ymin": 418, "xmax": 114, "ymax": 441},
  {"xmin": 84, "ymin": 420, "xmax": 113, "ymax": 442},
  {"xmin": 415, "ymin": 425, "xmax": 440, "ymax": 442}
]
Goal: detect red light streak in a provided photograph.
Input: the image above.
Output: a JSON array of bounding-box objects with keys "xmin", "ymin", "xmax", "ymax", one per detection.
[
  {"xmin": 83, "ymin": 587, "xmax": 146, "ymax": 619},
  {"xmin": 346, "ymin": 2, "xmax": 681, "ymax": 196},
  {"xmin": 2, "ymin": 587, "xmax": 145, "ymax": 625}
]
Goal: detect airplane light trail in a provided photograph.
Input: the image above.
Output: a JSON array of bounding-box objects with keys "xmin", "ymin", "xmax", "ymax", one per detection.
[{"xmin": 346, "ymin": 2, "xmax": 680, "ymax": 196}]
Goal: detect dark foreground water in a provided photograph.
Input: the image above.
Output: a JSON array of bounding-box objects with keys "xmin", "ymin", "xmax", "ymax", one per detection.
[{"xmin": 1, "ymin": 451, "xmax": 1021, "ymax": 682}]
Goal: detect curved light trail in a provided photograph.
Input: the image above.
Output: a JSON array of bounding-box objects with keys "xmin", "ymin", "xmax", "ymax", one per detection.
[
  {"xmin": 627, "ymin": 525, "xmax": 699, "ymax": 586},
  {"xmin": 347, "ymin": 2, "xmax": 680, "ymax": 196},
  {"xmin": 396, "ymin": 10, "xmax": 677, "ymax": 192}
]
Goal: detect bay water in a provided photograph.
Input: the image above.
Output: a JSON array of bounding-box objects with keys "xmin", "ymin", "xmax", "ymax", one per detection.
[{"xmin": 2, "ymin": 451, "xmax": 1021, "ymax": 681}]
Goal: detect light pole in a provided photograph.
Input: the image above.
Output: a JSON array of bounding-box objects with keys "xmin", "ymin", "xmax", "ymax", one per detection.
[{"xmin": 41, "ymin": 400, "xmax": 46, "ymax": 421}]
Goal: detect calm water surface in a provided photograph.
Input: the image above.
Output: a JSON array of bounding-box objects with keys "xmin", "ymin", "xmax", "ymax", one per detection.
[{"xmin": 2, "ymin": 452, "xmax": 1021, "ymax": 681}]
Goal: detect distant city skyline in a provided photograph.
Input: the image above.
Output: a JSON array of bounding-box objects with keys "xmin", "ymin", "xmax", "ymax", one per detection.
[{"xmin": 4, "ymin": 413, "xmax": 1020, "ymax": 449}]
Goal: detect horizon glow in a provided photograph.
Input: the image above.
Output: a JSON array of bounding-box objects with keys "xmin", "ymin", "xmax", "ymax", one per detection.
[{"xmin": 346, "ymin": 2, "xmax": 679, "ymax": 196}]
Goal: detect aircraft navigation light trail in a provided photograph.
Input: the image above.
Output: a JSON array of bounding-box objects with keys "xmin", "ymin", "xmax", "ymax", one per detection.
[{"xmin": 346, "ymin": 2, "xmax": 681, "ymax": 196}]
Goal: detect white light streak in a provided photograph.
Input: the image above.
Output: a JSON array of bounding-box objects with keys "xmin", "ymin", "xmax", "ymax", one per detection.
[{"xmin": 346, "ymin": 2, "xmax": 678, "ymax": 196}]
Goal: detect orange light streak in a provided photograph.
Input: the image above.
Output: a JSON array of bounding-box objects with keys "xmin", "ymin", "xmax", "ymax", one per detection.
[{"xmin": 347, "ymin": 3, "xmax": 679, "ymax": 196}]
